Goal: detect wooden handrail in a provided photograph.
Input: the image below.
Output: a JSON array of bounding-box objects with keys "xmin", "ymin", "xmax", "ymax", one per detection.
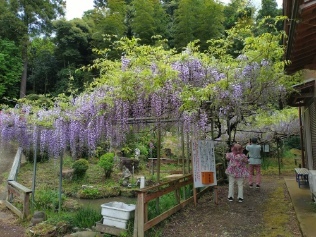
[
  {"xmin": 8, "ymin": 147, "xmax": 23, "ymax": 181},
  {"xmin": 133, "ymin": 174, "xmax": 215, "ymax": 237},
  {"xmin": 5, "ymin": 147, "xmax": 32, "ymax": 219},
  {"xmin": 6, "ymin": 180, "xmax": 32, "ymax": 219}
]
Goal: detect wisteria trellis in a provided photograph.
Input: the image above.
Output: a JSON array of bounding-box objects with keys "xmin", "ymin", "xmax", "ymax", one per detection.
[{"xmin": 0, "ymin": 37, "xmax": 300, "ymax": 159}]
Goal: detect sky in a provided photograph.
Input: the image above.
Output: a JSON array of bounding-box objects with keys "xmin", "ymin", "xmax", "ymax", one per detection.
[
  {"xmin": 65, "ymin": 0, "xmax": 283, "ymax": 20},
  {"xmin": 66, "ymin": 0, "xmax": 94, "ymax": 20}
]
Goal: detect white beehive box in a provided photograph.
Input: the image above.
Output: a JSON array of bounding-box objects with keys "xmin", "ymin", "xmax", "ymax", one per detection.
[{"xmin": 101, "ymin": 202, "xmax": 136, "ymax": 229}]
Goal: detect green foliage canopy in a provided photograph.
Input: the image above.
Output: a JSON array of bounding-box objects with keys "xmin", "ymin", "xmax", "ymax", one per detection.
[{"xmin": 0, "ymin": 39, "xmax": 22, "ymax": 101}]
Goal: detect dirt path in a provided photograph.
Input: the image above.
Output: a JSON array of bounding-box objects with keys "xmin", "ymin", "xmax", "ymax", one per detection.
[
  {"xmin": 161, "ymin": 175, "xmax": 302, "ymax": 237},
  {"xmin": 0, "ymin": 145, "xmax": 304, "ymax": 237},
  {"xmin": 0, "ymin": 143, "xmax": 26, "ymax": 237}
]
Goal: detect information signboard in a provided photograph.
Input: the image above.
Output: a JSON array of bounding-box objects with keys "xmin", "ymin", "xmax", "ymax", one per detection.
[{"xmin": 192, "ymin": 140, "xmax": 217, "ymax": 188}]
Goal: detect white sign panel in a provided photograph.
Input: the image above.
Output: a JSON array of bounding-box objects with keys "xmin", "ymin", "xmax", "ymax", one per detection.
[
  {"xmin": 263, "ymin": 144, "xmax": 270, "ymax": 152},
  {"xmin": 192, "ymin": 140, "xmax": 217, "ymax": 188}
]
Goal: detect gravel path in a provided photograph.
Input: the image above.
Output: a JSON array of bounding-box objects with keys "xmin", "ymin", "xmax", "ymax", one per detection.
[{"xmin": 161, "ymin": 175, "xmax": 302, "ymax": 237}]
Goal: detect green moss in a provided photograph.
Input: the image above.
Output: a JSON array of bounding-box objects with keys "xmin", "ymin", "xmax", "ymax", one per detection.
[{"xmin": 261, "ymin": 182, "xmax": 293, "ymax": 237}]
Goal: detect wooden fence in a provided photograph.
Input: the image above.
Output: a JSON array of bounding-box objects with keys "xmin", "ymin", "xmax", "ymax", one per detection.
[
  {"xmin": 133, "ymin": 173, "xmax": 218, "ymax": 237},
  {"xmin": 5, "ymin": 147, "xmax": 32, "ymax": 219}
]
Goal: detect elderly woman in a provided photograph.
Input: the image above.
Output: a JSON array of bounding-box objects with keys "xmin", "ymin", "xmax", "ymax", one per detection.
[{"xmin": 225, "ymin": 143, "xmax": 249, "ymax": 203}]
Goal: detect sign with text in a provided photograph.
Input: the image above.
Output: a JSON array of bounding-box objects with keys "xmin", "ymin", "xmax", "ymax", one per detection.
[{"xmin": 192, "ymin": 140, "xmax": 217, "ymax": 188}]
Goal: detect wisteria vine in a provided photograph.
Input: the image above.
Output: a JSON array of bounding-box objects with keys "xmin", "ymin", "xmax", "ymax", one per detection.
[{"xmin": 0, "ymin": 37, "xmax": 299, "ymax": 159}]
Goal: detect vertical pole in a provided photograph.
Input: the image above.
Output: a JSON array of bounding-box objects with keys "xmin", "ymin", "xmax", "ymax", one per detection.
[
  {"xmin": 133, "ymin": 201, "xmax": 138, "ymax": 237},
  {"xmin": 156, "ymin": 122, "xmax": 161, "ymax": 212},
  {"xmin": 193, "ymin": 188, "xmax": 197, "ymax": 206},
  {"xmin": 181, "ymin": 122, "xmax": 185, "ymax": 174},
  {"xmin": 228, "ymin": 118, "xmax": 231, "ymax": 147},
  {"xmin": 181, "ymin": 122, "xmax": 186, "ymax": 199},
  {"xmin": 23, "ymin": 192, "xmax": 31, "ymax": 218},
  {"xmin": 175, "ymin": 187, "xmax": 180, "ymax": 204},
  {"xmin": 187, "ymin": 131, "xmax": 190, "ymax": 173},
  {"xmin": 299, "ymin": 107, "xmax": 305, "ymax": 167},
  {"xmin": 157, "ymin": 122, "xmax": 161, "ymax": 182},
  {"xmin": 59, "ymin": 154, "xmax": 63, "ymax": 213},
  {"xmin": 277, "ymin": 138, "xmax": 281, "ymax": 176},
  {"xmin": 31, "ymin": 131, "xmax": 37, "ymax": 205},
  {"xmin": 150, "ymin": 146, "xmax": 154, "ymax": 175},
  {"xmin": 137, "ymin": 192, "xmax": 145, "ymax": 237},
  {"xmin": 211, "ymin": 107, "xmax": 214, "ymax": 140}
]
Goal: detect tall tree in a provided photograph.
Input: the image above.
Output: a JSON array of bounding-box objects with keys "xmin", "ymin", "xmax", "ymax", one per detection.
[
  {"xmin": 173, "ymin": 0, "xmax": 224, "ymax": 51},
  {"xmin": 223, "ymin": 0, "xmax": 249, "ymax": 30},
  {"xmin": 54, "ymin": 19, "xmax": 93, "ymax": 67},
  {"xmin": 172, "ymin": 0, "xmax": 197, "ymax": 50},
  {"xmin": 195, "ymin": 0, "xmax": 224, "ymax": 51},
  {"xmin": 160, "ymin": 0, "xmax": 180, "ymax": 48},
  {"xmin": 28, "ymin": 38, "xmax": 57, "ymax": 95},
  {"xmin": 131, "ymin": 0, "xmax": 169, "ymax": 45},
  {"xmin": 255, "ymin": 0, "xmax": 282, "ymax": 35},
  {"xmin": 53, "ymin": 19, "xmax": 94, "ymax": 95},
  {"xmin": 257, "ymin": 0, "xmax": 279, "ymax": 19},
  {"xmin": 162, "ymin": 0, "xmax": 180, "ymax": 17},
  {"xmin": 0, "ymin": 39, "xmax": 22, "ymax": 103},
  {"xmin": 0, "ymin": 1, "xmax": 24, "ymax": 42},
  {"xmin": 93, "ymin": 0, "xmax": 107, "ymax": 7},
  {"xmin": 1, "ymin": 0, "xmax": 65, "ymax": 98},
  {"xmin": 221, "ymin": 0, "xmax": 255, "ymax": 57},
  {"xmin": 93, "ymin": 0, "xmax": 132, "ymax": 8},
  {"xmin": 88, "ymin": 0, "xmax": 127, "ymax": 54}
]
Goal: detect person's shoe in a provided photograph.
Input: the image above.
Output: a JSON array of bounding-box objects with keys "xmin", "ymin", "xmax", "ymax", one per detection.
[
  {"xmin": 249, "ymin": 184, "xmax": 253, "ymax": 188},
  {"xmin": 228, "ymin": 197, "xmax": 234, "ymax": 202},
  {"xmin": 256, "ymin": 184, "xmax": 260, "ymax": 189},
  {"xmin": 238, "ymin": 198, "xmax": 243, "ymax": 203}
]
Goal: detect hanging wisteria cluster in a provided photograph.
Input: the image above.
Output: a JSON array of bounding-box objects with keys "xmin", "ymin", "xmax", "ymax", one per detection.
[{"xmin": 0, "ymin": 38, "xmax": 299, "ymax": 159}]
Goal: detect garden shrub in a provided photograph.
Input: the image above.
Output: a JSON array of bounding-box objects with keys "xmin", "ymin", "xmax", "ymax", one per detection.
[
  {"xmin": 136, "ymin": 143, "xmax": 149, "ymax": 158},
  {"xmin": 284, "ymin": 136, "xmax": 301, "ymax": 149},
  {"xmin": 72, "ymin": 158, "xmax": 89, "ymax": 180},
  {"xmin": 98, "ymin": 152, "xmax": 115, "ymax": 178},
  {"xmin": 78, "ymin": 187, "xmax": 100, "ymax": 199},
  {"xmin": 25, "ymin": 149, "xmax": 49, "ymax": 163},
  {"xmin": 34, "ymin": 188, "xmax": 65, "ymax": 211}
]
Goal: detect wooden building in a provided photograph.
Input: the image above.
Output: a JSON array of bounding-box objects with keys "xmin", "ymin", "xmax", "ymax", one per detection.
[{"xmin": 285, "ymin": 0, "xmax": 316, "ymax": 169}]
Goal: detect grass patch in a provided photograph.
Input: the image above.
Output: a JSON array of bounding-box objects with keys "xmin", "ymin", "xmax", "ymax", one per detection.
[
  {"xmin": 147, "ymin": 192, "xmax": 178, "ymax": 220},
  {"xmin": 261, "ymin": 181, "xmax": 293, "ymax": 237},
  {"xmin": 261, "ymin": 153, "xmax": 297, "ymax": 176},
  {"xmin": 309, "ymin": 202, "xmax": 316, "ymax": 212},
  {"xmin": 71, "ymin": 205, "xmax": 102, "ymax": 228}
]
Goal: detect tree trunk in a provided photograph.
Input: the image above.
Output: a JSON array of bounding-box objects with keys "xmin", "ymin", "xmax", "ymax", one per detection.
[{"xmin": 20, "ymin": 46, "xmax": 28, "ymax": 98}]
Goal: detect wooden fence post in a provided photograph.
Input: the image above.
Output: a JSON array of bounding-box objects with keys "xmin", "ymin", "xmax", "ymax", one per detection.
[{"xmin": 137, "ymin": 192, "xmax": 145, "ymax": 237}]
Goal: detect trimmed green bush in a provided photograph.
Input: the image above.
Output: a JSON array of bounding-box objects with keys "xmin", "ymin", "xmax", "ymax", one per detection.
[
  {"xmin": 72, "ymin": 158, "xmax": 89, "ymax": 180},
  {"xmin": 98, "ymin": 152, "xmax": 115, "ymax": 178}
]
